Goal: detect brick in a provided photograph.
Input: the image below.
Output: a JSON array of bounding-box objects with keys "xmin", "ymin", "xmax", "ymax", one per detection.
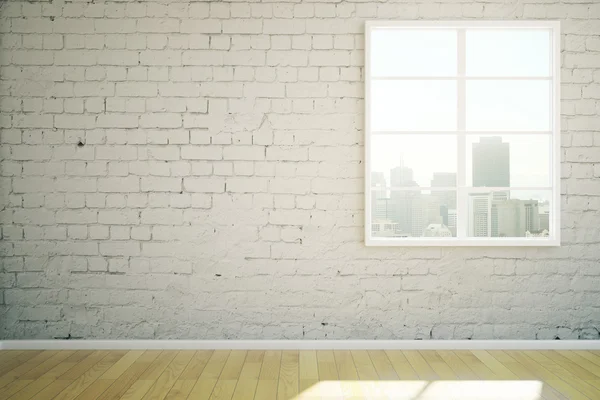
[{"xmin": 184, "ymin": 177, "xmax": 225, "ymax": 193}]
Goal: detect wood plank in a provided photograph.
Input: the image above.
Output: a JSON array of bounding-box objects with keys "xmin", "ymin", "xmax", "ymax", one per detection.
[
  {"xmin": 41, "ymin": 351, "xmax": 95, "ymax": 380},
  {"xmin": 298, "ymin": 350, "xmax": 319, "ymax": 395},
  {"xmin": 200, "ymin": 351, "xmax": 231, "ymax": 380},
  {"xmin": 119, "ymin": 380, "xmax": 154, "ymax": 400},
  {"xmin": 419, "ymin": 350, "xmax": 457, "ymax": 380},
  {"xmin": 316, "ymin": 350, "xmax": 338, "ymax": 381},
  {"xmin": 51, "ymin": 352, "xmax": 125, "ymax": 400},
  {"xmin": 471, "ymin": 350, "xmax": 519, "ymax": 380},
  {"xmin": 0, "ymin": 351, "xmax": 43, "ymax": 379},
  {"xmin": 544, "ymin": 350, "xmax": 599, "ymax": 380},
  {"xmin": 454, "ymin": 350, "xmax": 496, "ymax": 380},
  {"xmin": 253, "ymin": 380, "xmax": 278, "ymax": 400},
  {"xmin": 0, "ymin": 351, "xmax": 23, "ymax": 364},
  {"xmin": 100, "ymin": 351, "xmax": 145, "ymax": 380},
  {"xmin": 258, "ymin": 350, "xmax": 281, "ymax": 381},
  {"xmin": 138, "ymin": 351, "xmax": 178, "ymax": 381},
  {"xmin": 7, "ymin": 378, "xmax": 55, "ymax": 400},
  {"xmin": 523, "ymin": 351, "xmax": 596, "ymax": 399},
  {"xmin": 231, "ymin": 379, "xmax": 257, "ymax": 400},
  {"xmin": 298, "ymin": 378, "xmax": 319, "ymax": 396},
  {"xmin": 384, "ymin": 350, "xmax": 419, "ymax": 380},
  {"xmin": 278, "ymin": 350, "xmax": 299, "ymax": 400},
  {"xmin": 238, "ymin": 351, "xmax": 264, "ymax": 380},
  {"xmin": 574, "ymin": 351, "xmax": 600, "ymax": 368},
  {"xmin": 208, "ymin": 380, "xmax": 236, "ymax": 400},
  {"xmin": 95, "ymin": 350, "xmax": 161, "ymax": 400},
  {"xmin": 350, "ymin": 350, "xmax": 378, "ymax": 380},
  {"xmin": 333, "ymin": 350, "xmax": 358, "ymax": 380},
  {"xmin": 403, "ymin": 350, "xmax": 438, "ymax": 380},
  {"xmin": 186, "ymin": 351, "xmax": 232, "ymax": 400},
  {"xmin": 179, "ymin": 351, "xmax": 212, "ymax": 380},
  {"xmin": 164, "ymin": 379, "xmax": 196, "ymax": 400},
  {"xmin": 29, "ymin": 379, "xmax": 73, "ymax": 400},
  {"xmin": 59, "ymin": 351, "xmax": 112, "ymax": 381},
  {"xmin": 368, "ymin": 350, "xmax": 399, "ymax": 380},
  {"xmin": 556, "ymin": 350, "xmax": 600, "ymax": 379},
  {"xmin": 8, "ymin": 353, "xmax": 93, "ymax": 400},
  {"xmin": 72, "ymin": 378, "xmax": 115, "ymax": 400},
  {"xmin": 141, "ymin": 350, "xmax": 194, "ymax": 400},
  {"xmin": 299, "ymin": 351, "xmax": 318, "ymax": 381},
  {"xmin": 2, "ymin": 351, "xmax": 57, "ymax": 379},
  {"xmin": 490, "ymin": 351, "xmax": 568, "ymax": 400},
  {"xmin": 20, "ymin": 351, "xmax": 75, "ymax": 380},
  {"xmin": 436, "ymin": 350, "xmax": 478, "ymax": 380},
  {"xmin": 186, "ymin": 378, "xmax": 217, "ymax": 400},
  {"xmin": 0, "ymin": 379, "xmax": 33, "ymax": 400},
  {"xmin": 219, "ymin": 351, "xmax": 247, "ymax": 380}
]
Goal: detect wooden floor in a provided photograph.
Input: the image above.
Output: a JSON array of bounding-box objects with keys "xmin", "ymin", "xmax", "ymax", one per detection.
[{"xmin": 1, "ymin": 350, "xmax": 600, "ymax": 399}]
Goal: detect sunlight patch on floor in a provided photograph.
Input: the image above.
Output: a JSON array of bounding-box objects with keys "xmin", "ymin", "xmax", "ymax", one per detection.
[{"xmin": 294, "ymin": 380, "xmax": 543, "ymax": 400}]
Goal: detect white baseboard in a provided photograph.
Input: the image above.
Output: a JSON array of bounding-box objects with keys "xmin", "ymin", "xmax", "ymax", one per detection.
[{"xmin": 1, "ymin": 340, "xmax": 599, "ymax": 351}]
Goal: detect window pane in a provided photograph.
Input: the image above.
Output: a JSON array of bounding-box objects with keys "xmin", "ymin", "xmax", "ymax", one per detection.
[
  {"xmin": 466, "ymin": 135, "xmax": 551, "ymax": 187},
  {"xmin": 371, "ymin": 80, "xmax": 457, "ymax": 131},
  {"xmin": 466, "ymin": 29, "xmax": 551, "ymax": 77},
  {"xmin": 372, "ymin": 190, "xmax": 457, "ymax": 238},
  {"xmin": 467, "ymin": 190, "xmax": 552, "ymax": 238},
  {"xmin": 371, "ymin": 135, "xmax": 457, "ymax": 188},
  {"xmin": 370, "ymin": 29, "xmax": 457, "ymax": 77},
  {"xmin": 466, "ymin": 80, "xmax": 550, "ymax": 131}
]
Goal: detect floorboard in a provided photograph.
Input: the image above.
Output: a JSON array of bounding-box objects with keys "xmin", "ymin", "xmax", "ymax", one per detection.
[{"xmin": 1, "ymin": 350, "xmax": 599, "ymax": 399}]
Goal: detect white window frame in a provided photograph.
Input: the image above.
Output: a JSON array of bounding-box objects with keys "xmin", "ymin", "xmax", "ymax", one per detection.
[{"xmin": 365, "ymin": 20, "xmax": 561, "ymax": 247}]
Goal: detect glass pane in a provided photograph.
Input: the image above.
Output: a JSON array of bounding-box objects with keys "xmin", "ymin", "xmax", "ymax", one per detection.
[
  {"xmin": 371, "ymin": 80, "xmax": 457, "ymax": 131},
  {"xmin": 466, "ymin": 135, "xmax": 551, "ymax": 187},
  {"xmin": 372, "ymin": 190, "xmax": 457, "ymax": 238},
  {"xmin": 466, "ymin": 80, "xmax": 550, "ymax": 131},
  {"xmin": 370, "ymin": 28, "xmax": 457, "ymax": 77},
  {"xmin": 466, "ymin": 29, "xmax": 551, "ymax": 77},
  {"xmin": 467, "ymin": 190, "xmax": 552, "ymax": 238},
  {"xmin": 371, "ymin": 135, "xmax": 457, "ymax": 188}
]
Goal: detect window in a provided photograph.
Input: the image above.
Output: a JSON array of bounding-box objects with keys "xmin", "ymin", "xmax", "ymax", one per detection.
[{"xmin": 365, "ymin": 21, "xmax": 560, "ymax": 246}]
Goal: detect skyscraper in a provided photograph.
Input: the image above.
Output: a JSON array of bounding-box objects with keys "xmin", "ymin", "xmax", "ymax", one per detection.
[
  {"xmin": 390, "ymin": 165, "xmax": 416, "ymax": 187},
  {"xmin": 539, "ymin": 203, "xmax": 550, "ymax": 232},
  {"xmin": 431, "ymin": 172, "xmax": 457, "ymax": 221},
  {"xmin": 469, "ymin": 195, "xmax": 491, "ymax": 237},
  {"xmin": 523, "ymin": 199, "xmax": 540, "ymax": 233},
  {"xmin": 389, "ymin": 160, "xmax": 418, "ymax": 235},
  {"xmin": 472, "ymin": 137, "xmax": 510, "ymax": 200}
]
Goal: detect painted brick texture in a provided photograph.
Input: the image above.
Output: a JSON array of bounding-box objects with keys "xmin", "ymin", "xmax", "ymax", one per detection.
[{"xmin": 0, "ymin": 0, "xmax": 599, "ymax": 340}]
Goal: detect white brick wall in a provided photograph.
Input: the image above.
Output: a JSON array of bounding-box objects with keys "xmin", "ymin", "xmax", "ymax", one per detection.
[{"xmin": 1, "ymin": 0, "xmax": 599, "ymax": 341}]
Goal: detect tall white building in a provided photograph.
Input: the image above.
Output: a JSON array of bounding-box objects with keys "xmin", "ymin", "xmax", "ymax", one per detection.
[
  {"xmin": 447, "ymin": 209, "xmax": 457, "ymax": 237},
  {"xmin": 469, "ymin": 195, "xmax": 491, "ymax": 237}
]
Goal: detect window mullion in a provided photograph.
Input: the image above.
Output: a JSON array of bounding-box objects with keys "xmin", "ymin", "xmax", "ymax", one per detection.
[{"xmin": 457, "ymin": 29, "xmax": 467, "ymax": 239}]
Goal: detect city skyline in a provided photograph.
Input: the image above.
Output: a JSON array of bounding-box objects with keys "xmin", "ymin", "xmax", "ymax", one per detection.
[{"xmin": 371, "ymin": 136, "xmax": 551, "ymax": 238}]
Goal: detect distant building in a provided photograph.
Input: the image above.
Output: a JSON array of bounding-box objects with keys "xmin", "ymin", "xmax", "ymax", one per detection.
[
  {"xmin": 374, "ymin": 197, "xmax": 393, "ymax": 221},
  {"xmin": 526, "ymin": 229, "xmax": 549, "ymax": 237},
  {"xmin": 494, "ymin": 199, "xmax": 527, "ymax": 237},
  {"xmin": 539, "ymin": 203, "xmax": 550, "ymax": 232},
  {"xmin": 447, "ymin": 209, "xmax": 457, "ymax": 237},
  {"xmin": 390, "ymin": 162, "xmax": 417, "ymax": 187},
  {"xmin": 423, "ymin": 223, "xmax": 453, "ymax": 237},
  {"xmin": 523, "ymin": 199, "xmax": 540, "ymax": 233},
  {"xmin": 371, "ymin": 172, "xmax": 389, "ymax": 223},
  {"xmin": 371, "ymin": 220, "xmax": 408, "ymax": 238},
  {"xmin": 472, "ymin": 137, "xmax": 510, "ymax": 200},
  {"xmin": 409, "ymin": 195, "xmax": 442, "ymax": 237},
  {"xmin": 469, "ymin": 195, "xmax": 491, "ymax": 237},
  {"xmin": 431, "ymin": 172, "xmax": 457, "ymax": 210}
]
